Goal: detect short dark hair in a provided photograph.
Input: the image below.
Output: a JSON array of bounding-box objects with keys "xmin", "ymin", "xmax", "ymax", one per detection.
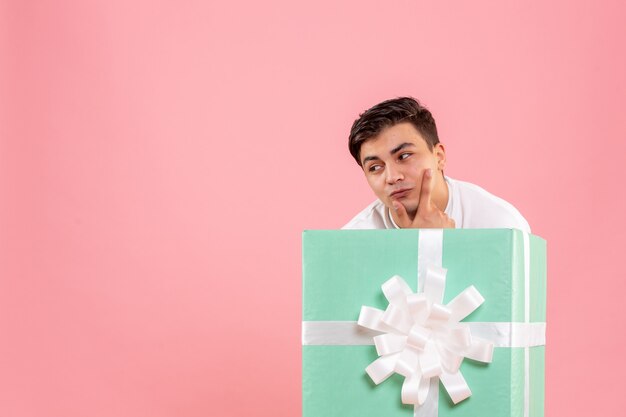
[{"xmin": 348, "ymin": 97, "xmax": 440, "ymax": 166}]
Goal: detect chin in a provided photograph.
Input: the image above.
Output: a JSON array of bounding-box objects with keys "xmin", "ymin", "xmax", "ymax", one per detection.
[
  {"xmin": 386, "ymin": 199, "xmax": 418, "ymax": 214},
  {"xmin": 403, "ymin": 201, "xmax": 419, "ymax": 214}
]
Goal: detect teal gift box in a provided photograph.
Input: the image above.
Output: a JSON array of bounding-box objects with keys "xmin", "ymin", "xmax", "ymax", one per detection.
[{"xmin": 302, "ymin": 229, "xmax": 546, "ymax": 417}]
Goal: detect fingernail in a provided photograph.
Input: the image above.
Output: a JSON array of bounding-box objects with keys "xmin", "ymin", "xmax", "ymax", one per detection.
[
  {"xmin": 392, "ymin": 202, "xmax": 399, "ymax": 211},
  {"xmin": 426, "ymin": 169, "xmax": 432, "ymax": 177}
]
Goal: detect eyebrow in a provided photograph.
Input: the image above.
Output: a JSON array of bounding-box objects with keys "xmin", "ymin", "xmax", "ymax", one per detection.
[
  {"xmin": 361, "ymin": 142, "xmax": 415, "ymax": 165},
  {"xmin": 390, "ymin": 142, "xmax": 414, "ymax": 155}
]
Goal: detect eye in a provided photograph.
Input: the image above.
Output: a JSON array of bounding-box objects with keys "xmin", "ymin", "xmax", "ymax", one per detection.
[
  {"xmin": 368, "ymin": 164, "xmax": 383, "ymax": 173},
  {"xmin": 399, "ymin": 152, "xmax": 412, "ymax": 161}
]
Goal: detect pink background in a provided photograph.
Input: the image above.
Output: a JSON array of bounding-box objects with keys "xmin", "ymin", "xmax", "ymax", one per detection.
[{"xmin": 1, "ymin": 1, "xmax": 625, "ymax": 416}]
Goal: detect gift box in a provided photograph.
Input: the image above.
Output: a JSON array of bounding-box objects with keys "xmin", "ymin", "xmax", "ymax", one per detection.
[{"xmin": 302, "ymin": 229, "xmax": 546, "ymax": 417}]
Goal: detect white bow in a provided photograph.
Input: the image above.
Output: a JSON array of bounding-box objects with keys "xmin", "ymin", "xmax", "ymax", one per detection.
[{"xmin": 357, "ymin": 267, "xmax": 494, "ymax": 407}]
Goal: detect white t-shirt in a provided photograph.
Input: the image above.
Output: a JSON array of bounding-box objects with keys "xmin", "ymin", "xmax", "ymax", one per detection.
[{"xmin": 342, "ymin": 177, "xmax": 531, "ymax": 232}]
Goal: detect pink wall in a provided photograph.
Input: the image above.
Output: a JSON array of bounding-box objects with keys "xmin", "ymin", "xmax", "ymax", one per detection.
[{"xmin": 2, "ymin": 1, "xmax": 625, "ymax": 416}]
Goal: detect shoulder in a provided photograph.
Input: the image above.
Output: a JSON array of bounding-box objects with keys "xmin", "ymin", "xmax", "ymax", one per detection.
[
  {"xmin": 449, "ymin": 178, "xmax": 531, "ymax": 233},
  {"xmin": 342, "ymin": 200, "xmax": 389, "ymax": 229}
]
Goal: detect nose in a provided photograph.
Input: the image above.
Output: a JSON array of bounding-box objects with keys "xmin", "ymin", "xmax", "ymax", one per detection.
[{"xmin": 385, "ymin": 163, "xmax": 404, "ymax": 184}]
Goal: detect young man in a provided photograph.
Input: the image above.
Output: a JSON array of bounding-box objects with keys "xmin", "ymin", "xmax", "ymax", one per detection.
[{"xmin": 342, "ymin": 97, "xmax": 530, "ymax": 232}]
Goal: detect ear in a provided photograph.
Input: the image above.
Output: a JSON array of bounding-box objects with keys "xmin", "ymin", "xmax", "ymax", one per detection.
[{"xmin": 434, "ymin": 143, "xmax": 446, "ymax": 171}]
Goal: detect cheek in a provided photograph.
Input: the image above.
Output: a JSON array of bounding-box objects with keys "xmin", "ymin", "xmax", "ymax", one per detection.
[
  {"xmin": 366, "ymin": 175, "xmax": 386, "ymax": 195},
  {"xmin": 365, "ymin": 175, "xmax": 377, "ymax": 189},
  {"xmin": 408, "ymin": 159, "xmax": 432, "ymax": 177}
]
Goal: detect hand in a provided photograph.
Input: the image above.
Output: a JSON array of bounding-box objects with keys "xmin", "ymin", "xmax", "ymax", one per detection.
[{"xmin": 390, "ymin": 168, "xmax": 455, "ymax": 229}]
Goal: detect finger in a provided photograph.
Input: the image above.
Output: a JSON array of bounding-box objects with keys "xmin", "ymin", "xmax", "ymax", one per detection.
[
  {"xmin": 418, "ymin": 168, "xmax": 434, "ymax": 212},
  {"xmin": 390, "ymin": 200, "xmax": 411, "ymax": 228},
  {"xmin": 443, "ymin": 213, "xmax": 455, "ymax": 229}
]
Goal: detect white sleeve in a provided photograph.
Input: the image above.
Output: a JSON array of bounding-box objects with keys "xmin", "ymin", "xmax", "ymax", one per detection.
[
  {"xmin": 456, "ymin": 181, "xmax": 531, "ymax": 233},
  {"xmin": 341, "ymin": 200, "xmax": 388, "ymax": 230}
]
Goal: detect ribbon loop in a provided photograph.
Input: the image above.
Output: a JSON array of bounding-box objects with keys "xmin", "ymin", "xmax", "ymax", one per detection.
[
  {"xmin": 407, "ymin": 324, "xmax": 431, "ymax": 350},
  {"xmin": 365, "ymin": 352, "xmax": 400, "ymax": 384},
  {"xmin": 382, "ymin": 304, "xmax": 412, "ymax": 333},
  {"xmin": 401, "ymin": 373, "xmax": 424, "ymax": 405},
  {"xmin": 407, "ymin": 293, "xmax": 430, "ymax": 323},
  {"xmin": 358, "ymin": 306, "xmax": 390, "ymax": 332},
  {"xmin": 382, "ymin": 275, "xmax": 413, "ymax": 305},
  {"xmin": 440, "ymin": 369, "xmax": 472, "ymax": 404},
  {"xmin": 427, "ymin": 303, "xmax": 452, "ymax": 323},
  {"xmin": 448, "ymin": 325, "xmax": 472, "ymax": 348},
  {"xmin": 447, "ymin": 285, "xmax": 485, "ymax": 322},
  {"xmin": 419, "ymin": 343, "xmax": 443, "ymax": 378},
  {"xmin": 437, "ymin": 343, "xmax": 464, "ymax": 373},
  {"xmin": 464, "ymin": 337, "xmax": 494, "ymax": 363},
  {"xmin": 395, "ymin": 346, "xmax": 420, "ymax": 377},
  {"xmin": 374, "ymin": 333, "xmax": 407, "ymax": 356}
]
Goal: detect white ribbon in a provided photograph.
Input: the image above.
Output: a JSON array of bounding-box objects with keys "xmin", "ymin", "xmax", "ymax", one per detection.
[
  {"xmin": 357, "ymin": 271, "xmax": 493, "ymax": 407},
  {"xmin": 302, "ymin": 321, "xmax": 546, "ymax": 348},
  {"xmin": 523, "ymin": 231, "xmax": 531, "ymax": 417}
]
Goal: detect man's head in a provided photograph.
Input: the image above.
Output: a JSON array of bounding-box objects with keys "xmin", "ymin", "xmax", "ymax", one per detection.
[
  {"xmin": 348, "ymin": 97, "xmax": 448, "ymax": 218},
  {"xmin": 348, "ymin": 97, "xmax": 440, "ymax": 166}
]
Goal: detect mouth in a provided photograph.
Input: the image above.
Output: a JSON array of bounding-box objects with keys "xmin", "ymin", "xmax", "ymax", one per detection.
[{"xmin": 390, "ymin": 188, "xmax": 412, "ymax": 199}]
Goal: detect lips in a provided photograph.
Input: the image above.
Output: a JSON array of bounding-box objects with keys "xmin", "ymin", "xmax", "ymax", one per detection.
[{"xmin": 390, "ymin": 188, "xmax": 412, "ymax": 198}]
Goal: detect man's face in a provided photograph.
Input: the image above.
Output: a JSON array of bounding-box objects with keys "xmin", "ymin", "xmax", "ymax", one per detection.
[{"xmin": 359, "ymin": 122, "xmax": 446, "ymax": 216}]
